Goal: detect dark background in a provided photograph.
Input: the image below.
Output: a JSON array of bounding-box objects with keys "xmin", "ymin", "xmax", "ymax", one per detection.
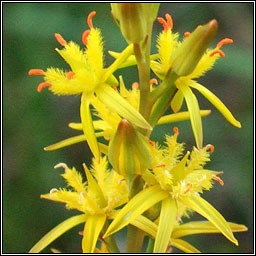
[{"xmin": 3, "ymin": 2, "xmax": 254, "ymax": 253}]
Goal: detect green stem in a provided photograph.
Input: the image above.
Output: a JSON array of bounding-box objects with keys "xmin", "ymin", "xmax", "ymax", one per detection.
[
  {"xmin": 126, "ymin": 225, "xmax": 145, "ymax": 253},
  {"xmin": 146, "ymin": 237, "xmax": 155, "ymax": 253},
  {"xmin": 133, "ymin": 41, "xmax": 151, "ymax": 123},
  {"xmin": 149, "ymin": 72, "xmax": 178, "ymax": 127},
  {"xmin": 102, "ymin": 222, "xmax": 120, "ymax": 253}
]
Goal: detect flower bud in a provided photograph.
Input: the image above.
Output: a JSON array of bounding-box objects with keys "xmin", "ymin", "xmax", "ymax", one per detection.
[
  {"xmin": 111, "ymin": 3, "xmax": 147, "ymax": 43},
  {"xmin": 170, "ymin": 19, "xmax": 218, "ymax": 76},
  {"xmin": 108, "ymin": 119, "xmax": 152, "ymax": 177}
]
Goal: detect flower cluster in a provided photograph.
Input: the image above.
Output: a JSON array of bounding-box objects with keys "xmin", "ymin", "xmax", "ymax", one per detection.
[{"xmin": 28, "ymin": 4, "xmax": 246, "ymax": 254}]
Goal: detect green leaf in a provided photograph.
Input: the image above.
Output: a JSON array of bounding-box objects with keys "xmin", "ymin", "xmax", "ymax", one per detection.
[
  {"xmin": 189, "ymin": 81, "xmax": 241, "ymax": 128},
  {"xmin": 154, "ymin": 197, "xmax": 177, "ymax": 253},
  {"xmin": 29, "ymin": 214, "xmax": 86, "ymax": 253},
  {"xmin": 104, "ymin": 185, "xmax": 168, "ymax": 237},
  {"xmin": 82, "ymin": 214, "xmax": 106, "ymax": 253},
  {"xmin": 181, "ymin": 193, "xmax": 238, "ymax": 245},
  {"xmin": 178, "ymin": 85, "xmax": 203, "ymax": 149}
]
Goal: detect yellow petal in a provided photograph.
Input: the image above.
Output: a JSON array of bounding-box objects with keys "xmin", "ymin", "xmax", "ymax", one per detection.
[
  {"xmin": 55, "ymin": 41, "xmax": 87, "ymax": 72},
  {"xmin": 80, "ymin": 93, "xmax": 100, "ymax": 160},
  {"xmin": 69, "ymin": 121, "xmax": 109, "ymax": 131},
  {"xmin": 170, "ymin": 89, "xmax": 184, "ymax": 113},
  {"xmin": 104, "ymin": 185, "xmax": 168, "ymax": 238},
  {"xmin": 178, "ymin": 84, "xmax": 203, "ymax": 149},
  {"xmin": 44, "ymin": 68, "xmax": 84, "ymax": 95},
  {"xmin": 86, "ymin": 28, "xmax": 104, "ymax": 76},
  {"xmin": 172, "ymin": 221, "xmax": 248, "ymax": 238},
  {"xmin": 61, "ymin": 166, "xmax": 86, "ymax": 193},
  {"xmin": 96, "ymin": 84, "xmax": 152, "ymax": 130},
  {"xmin": 157, "ymin": 110, "xmax": 211, "ymax": 125},
  {"xmin": 102, "ymin": 44, "xmax": 133, "ymax": 82},
  {"xmin": 29, "ymin": 214, "xmax": 86, "ymax": 253},
  {"xmin": 44, "ymin": 134, "xmax": 86, "ymax": 151},
  {"xmin": 154, "ymin": 197, "xmax": 177, "ymax": 253},
  {"xmin": 82, "ymin": 214, "xmax": 106, "ymax": 253},
  {"xmin": 82, "ymin": 163, "xmax": 107, "ymax": 208},
  {"xmin": 130, "ymin": 214, "xmax": 158, "ymax": 238},
  {"xmin": 189, "ymin": 81, "xmax": 241, "ymax": 128},
  {"xmin": 171, "ymin": 238, "xmax": 201, "ymax": 253},
  {"xmin": 181, "ymin": 193, "xmax": 238, "ymax": 245}
]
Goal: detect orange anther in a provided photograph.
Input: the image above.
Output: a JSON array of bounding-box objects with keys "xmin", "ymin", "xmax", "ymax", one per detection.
[
  {"xmin": 66, "ymin": 71, "xmax": 75, "ymax": 80},
  {"xmin": 154, "ymin": 164, "xmax": 166, "ymax": 168},
  {"xmin": 195, "ymin": 25, "xmax": 202, "ymax": 30},
  {"xmin": 145, "ymin": 136, "xmax": 155, "ymax": 146},
  {"xmin": 78, "ymin": 231, "xmax": 84, "ymax": 236},
  {"xmin": 132, "ymin": 82, "xmax": 139, "ymax": 89},
  {"xmin": 157, "ymin": 17, "xmax": 169, "ymax": 32},
  {"xmin": 217, "ymin": 38, "xmax": 233, "ymax": 49},
  {"xmin": 184, "ymin": 183, "xmax": 192, "ymax": 194},
  {"xmin": 173, "ymin": 127, "xmax": 179, "ymax": 136},
  {"xmin": 165, "ymin": 14, "xmax": 173, "ymax": 30},
  {"xmin": 54, "ymin": 33, "xmax": 67, "ymax": 46},
  {"xmin": 184, "ymin": 32, "xmax": 191, "ymax": 37},
  {"xmin": 210, "ymin": 49, "xmax": 225, "ymax": 57},
  {"xmin": 212, "ymin": 176, "xmax": 224, "ymax": 186},
  {"xmin": 113, "ymin": 86, "xmax": 118, "ymax": 91},
  {"xmin": 82, "ymin": 30, "xmax": 90, "ymax": 46},
  {"xmin": 54, "ymin": 163, "xmax": 67, "ymax": 169},
  {"xmin": 118, "ymin": 178, "xmax": 126, "ymax": 184},
  {"xmin": 150, "ymin": 78, "xmax": 158, "ymax": 86},
  {"xmin": 37, "ymin": 82, "xmax": 52, "ymax": 92},
  {"xmin": 206, "ymin": 144, "xmax": 214, "ymax": 153},
  {"xmin": 28, "ymin": 69, "xmax": 44, "ymax": 76},
  {"xmin": 87, "ymin": 11, "xmax": 96, "ymax": 29}
]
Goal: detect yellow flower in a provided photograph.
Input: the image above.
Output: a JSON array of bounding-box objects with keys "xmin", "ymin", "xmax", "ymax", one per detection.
[
  {"xmin": 43, "ymin": 76, "xmax": 211, "ymax": 153},
  {"xmin": 29, "ymin": 157, "xmax": 128, "ymax": 253},
  {"xmin": 103, "ymin": 128, "xmax": 243, "ymax": 253},
  {"xmin": 28, "ymin": 11, "xmax": 151, "ymax": 161},
  {"xmin": 151, "ymin": 14, "xmax": 241, "ymax": 148}
]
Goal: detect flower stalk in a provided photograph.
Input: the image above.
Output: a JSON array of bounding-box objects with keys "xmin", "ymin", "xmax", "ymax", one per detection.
[{"xmin": 28, "ymin": 3, "xmax": 246, "ymax": 254}]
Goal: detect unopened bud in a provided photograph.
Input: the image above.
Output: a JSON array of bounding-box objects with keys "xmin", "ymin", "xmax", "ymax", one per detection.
[
  {"xmin": 170, "ymin": 19, "xmax": 218, "ymax": 76},
  {"xmin": 111, "ymin": 3, "xmax": 147, "ymax": 43},
  {"xmin": 108, "ymin": 119, "xmax": 152, "ymax": 177}
]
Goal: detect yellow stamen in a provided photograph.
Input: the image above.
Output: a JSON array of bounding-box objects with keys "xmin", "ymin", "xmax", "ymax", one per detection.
[
  {"xmin": 217, "ymin": 38, "xmax": 233, "ymax": 49},
  {"xmin": 28, "ymin": 69, "xmax": 44, "ymax": 75},
  {"xmin": 212, "ymin": 176, "xmax": 224, "ymax": 186},
  {"xmin": 82, "ymin": 30, "xmax": 90, "ymax": 46},
  {"xmin": 67, "ymin": 71, "xmax": 75, "ymax": 80},
  {"xmin": 145, "ymin": 136, "xmax": 155, "ymax": 146},
  {"xmin": 184, "ymin": 183, "xmax": 192, "ymax": 194},
  {"xmin": 49, "ymin": 188, "xmax": 58, "ymax": 199},
  {"xmin": 210, "ymin": 49, "xmax": 225, "ymax": 57},
  {"xmin": 132, "ymin": 82, "xmax": 139, "ymax": 89},
  {"xmin": 54, "ymin": 33, "xmax": 67, "ymax": 46},
  {"xmin": 150, "ymin": 78, "xmax": 158, "ymax": 86},
  {"xmin": 206, "ymin": 144, "xmax": 214, "ymax": 153},
  {"xmin": 87, "ymin": 11, "xmax": 96, "ymax": 29},
  {"xmin": 157, "ymin": 13, "xmax": 173, "ymax": 32},
  {"xmin": 37, "ymin": 82, "xmax": 51, "ymax": 92},
  {"xmin": 173, "ymin": 127, "xmax": 179, "ymax": 136},
  {"xmin": 184, "ymin": 32, "xmax": 191, "ymax": 37},
  {"xmin": 54, "ymin": 163, "xmax": 68, "ymax": 169}
]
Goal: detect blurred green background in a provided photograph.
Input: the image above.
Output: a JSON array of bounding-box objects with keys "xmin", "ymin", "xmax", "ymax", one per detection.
[{"xmin": 3, "ymin": 2, "xmax": 253, "ymax": 253}]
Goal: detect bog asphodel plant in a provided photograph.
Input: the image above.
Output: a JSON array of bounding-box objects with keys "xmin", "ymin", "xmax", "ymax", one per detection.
[{"xmin": 28, "ymin": 3, "xmax": 247, "ymax": 253}]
